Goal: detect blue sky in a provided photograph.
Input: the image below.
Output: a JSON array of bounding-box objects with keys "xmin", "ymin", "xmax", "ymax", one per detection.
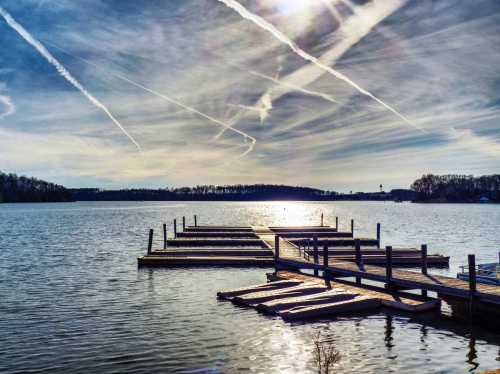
[{"xmin": 1, "ymin": 0, "xmax": 500, "ymax": 191}]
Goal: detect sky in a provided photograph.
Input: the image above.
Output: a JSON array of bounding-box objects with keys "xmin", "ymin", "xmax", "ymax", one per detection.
[{"xmin": 0, "ymin": 0, "xmax": 500, "ymax": 192}]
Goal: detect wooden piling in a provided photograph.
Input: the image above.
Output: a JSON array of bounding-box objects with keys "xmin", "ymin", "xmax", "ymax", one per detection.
[
  {"xmin": 173, "ymin": 219, "xmax": 177, "ymax": 238},
  {"xmin": 355, "ymin": 239, "xmax": 362, "ymax": 285},
  {"xmin": 194, "ymin": 215, "xmax": 198, "ymax": 227},
  {"xmin": 321, "ymin": 213, "xmax": 324, "ymax": 227},
  {"xmin": 335, "ymin": 216, "xmax": 339, "ymax": 231},
  {"xmin": 313, "ymin": 235, "xmax": 319, "ymax": 276},
  {"xmin": 147, "ymin": 229, "xmax": 153, "ymax": 255},
  {"xmin": 163, "ymin": 224, "xmax": 167, "ymax": 250},
  {"xmin": 323, "ymin": 245, "xmax": 328, "ymax": 267},
  {"xmin": 275, "ymin": 235, "xmax": 280, "ymax": 260},
  {"xmin": 182, "ymin": 216, "xmax": 186, "ymax": 231},
  {"xmin": 468, "ymin": 254, "xmax": 477, "ymax": 295},
  {"xmin": 351, "ymin": 219, "xmax": 354, "ymax": 235},
  {"xmin": 376, "ymin": 223, "xmax": 381, "ymax": 247},
  {"xmin": 386, "ymin": 246, "xmax": 393, "ymax": 288},
  {"xmin": 421, "ymin": 244, "xmax": 428, "ymax": 297}
]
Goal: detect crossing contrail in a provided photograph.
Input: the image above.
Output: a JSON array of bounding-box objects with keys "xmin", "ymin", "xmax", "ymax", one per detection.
[
  {"xmin": 217, "ymin": 0, "xmax": 413, "ymax": 126},
  {"xmin": 0, "ymin": 94, "xmax": 15, "ymax": 119},
  {"xmin": 0, "ymin": 6, "xmax": 141, "ymax": 150},
  {"xmin": 45, "ymin": 41, "xmax": 257, "ymax": 158}
]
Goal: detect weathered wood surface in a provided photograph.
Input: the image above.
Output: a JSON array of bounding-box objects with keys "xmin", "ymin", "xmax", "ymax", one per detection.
[
  {"xmin": 185, "ymin": 226, "xmax": 253, "ymax": 232},
  {"xmin": 137, "ymin": 256, "xmax": 274, "ymax": 267},
  {"xmin": 166, "ymin": 238, "xmax": 266, "ymax": 247},
  {"xmin": 152, "ymin": 249, "xmax": 273, "ymax": 257},
  {"xmin": 275, "ymin": 231, "xmax": 353, "ymax": 238},
  {"xmin": 278, "ymin": 296, "xmax": 381, "ymax": 321},
  {"xmin": 256, "ymin": 288, "xmax": 354, "ymax": 314},
  {"xmin": 232, "ymin": 284, "xmax": 328, "ymax": 306},
  {"xmin": 176, "ymin": 231, "xmax": 258, "ymax": 238},
  {"xmin": 272, "ymin": 271, "xmax": 440, "ymax": 312},
  {"xmin": 217, "ymin": 280, "xmax": 302, "ymax": 299},
  {"xmin": 289, "ymin": 238, "xmax": 379, "ymax": 247}
]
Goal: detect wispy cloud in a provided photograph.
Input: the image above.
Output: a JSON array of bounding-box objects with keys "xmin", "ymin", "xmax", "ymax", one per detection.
[
  {"xmin": 0, "ymin": 5, "xmax": 141, "ymax": 150},
  {"xmin": 1, "ymin": 0, "xmax": 500, "ymax": 190}
]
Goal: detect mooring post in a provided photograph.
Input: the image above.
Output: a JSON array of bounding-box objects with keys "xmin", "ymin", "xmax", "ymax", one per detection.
[
  {"xmin": 163, "ymin": 224, "xmax": 167, "ymax": 250},
  {"xmin": 321, "ymin": 213, "xmax": 324, "ymax": 227},
  {"xmin": 182, "ymin": 216, "xmax": 186, "ymax": 231},
  {"xmin": 355, "ymin": 239, "xmax": 362, "ymax": 285},
  {"xmin": 323, "ymin": 245, "xmax": 328, "ymax": 267},
  {"xmin": 173, "ymin": 219, "xmax": 177, "ymax": 238},
  {"xmin": 351, "ymin": 219, "xmax": 354, "ymax": 236},
  {"xmin": 376, "ymin": 223, "xmax": 381, "ymax": 247},
  {"xmin": 147, "ymin": 229, "xmax": 154, "ymax": 255},
  {"xmin": 421, "ymin": 244, "xmax": 428, "ymax": 297},
  {"xmin": 313, "ymin": 235, "xmax": 319, "ymax": 276},
  {"xmin": 194, "ymin": 215, "xmax": 198, "ymax": 227},
  {"xmin": 386, "ymin": 246, "xmax": 393, "ymax": 289},
  {"xmin": 274, "ymin": 235, "xmax": 280, "ymax": 260},
  {"xmin": 468, "ymin": 254, "xmax": 477, "ymax": 296}
]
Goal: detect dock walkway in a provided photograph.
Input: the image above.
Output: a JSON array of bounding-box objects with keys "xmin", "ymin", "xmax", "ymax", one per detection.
[{"xmin": 261, "ymin": 234, "xmax": 500, "ymax": 306}]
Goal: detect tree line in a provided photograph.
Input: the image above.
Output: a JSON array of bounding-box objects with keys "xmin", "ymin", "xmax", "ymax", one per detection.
[
  {"xmin": 0, "ymin": 171, "xmax": 73, "ymax": 203},
  {"xmin": 71, "ymin": 184, "xmax": 337, "ymax": 201},
  {"xmin": 411, "ymin": 174, "xmax": 500, "ymax": 202}
]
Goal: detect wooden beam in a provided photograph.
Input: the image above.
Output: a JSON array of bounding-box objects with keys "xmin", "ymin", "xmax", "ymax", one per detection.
[
  {"xmin": 147, "ymin": 229, "xmax": 154, "ymax": 255},
  {"xmin": 163, "ymin": 223, "xmax": 167, "ymax": 250}
]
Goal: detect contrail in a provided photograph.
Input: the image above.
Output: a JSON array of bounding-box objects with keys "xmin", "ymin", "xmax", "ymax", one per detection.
[
  {"xmin": 0, "ymin": 94, "xmax": 15, "ymax": 119},
  {"xmin": 45, "ymin": 41, "xmax": 257, "ymax": 158},
  {"xmin": 0, "ymin": 6, "xmax": 141, "ymax": 150},
  {"xmin": 217, "ymin": 0, "xmax": 413, "ymax": 126}
]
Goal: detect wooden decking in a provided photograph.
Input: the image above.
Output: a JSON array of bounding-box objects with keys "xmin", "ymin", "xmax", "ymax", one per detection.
[
  {"xmin": 264, "ymin": 235, "xmax": 500, "ymax": 306},
  {"xmin": 217, "ymin": 270, "xmax": 439, "ymax": 321}
]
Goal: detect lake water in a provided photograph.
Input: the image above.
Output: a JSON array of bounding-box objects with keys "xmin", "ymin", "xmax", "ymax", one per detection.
[{"xmin": 1, "ymin": 201, "xmax": 500, "ymax": 373}]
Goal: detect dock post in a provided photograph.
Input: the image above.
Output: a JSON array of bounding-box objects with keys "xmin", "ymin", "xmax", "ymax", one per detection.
[
  {"xmin": 376, "ymin": 223, "xmax": 381, "ymax": 247},
  {"xmin": 351, "ymin": 219, "xmax": 354, "ymax": 236},
  {"xmin": 313, "ymin": 235, "xmax": 319, "ymax": 276},
  {"xmin": 355, "ymin": 239, "xmax": 362, "ymax": 285},
  {"xmin": 468, "ymin": 254, "xmax": 477, "ymax": 295},
  {"xmin": 147, "ymin": 229, "xmax": 153, "ymax": 255},
  {"xmin": 274, "ymin": 235, "xmax": 280, "ymax": 260},
  {"xmin": 335, "ymin": 216, "xmax": 339, "ymax": 231},
  {"xmin": 182, "ymin": 216, "xmax": 186, "ymax": 231},
  {"xmin": 385, "ymin": 246, "xmax": 393, "ymax": 289},
  {"xmin": 163, "ymin": 224, "xmax": 167, "ymax": 250},
  {"xmin": 468, "ymin": 254, "xmax": 477, "ymax": 316},
  {"xmin": 173, "ymin": 219, "xmax": 177, "ymax": 238},
  {"xmin": 194, "ymin": 215, "xmax": 198, "ymax": 227},
  {"xmin": 421, "ymin": 244, "xmax": 428, "ymax": 297},
  {"xmin": 321, "ymin": 213, "xmax": 324, "ymax": 227},
  {"xmin": 323, "ymin": 245, "xmax": 328, "ymax": 267}
]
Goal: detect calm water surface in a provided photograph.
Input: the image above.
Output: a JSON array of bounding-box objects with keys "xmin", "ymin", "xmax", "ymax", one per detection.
[{"xmin": 1, "ymin": 201, "xmax": 500, "ymax": 373}]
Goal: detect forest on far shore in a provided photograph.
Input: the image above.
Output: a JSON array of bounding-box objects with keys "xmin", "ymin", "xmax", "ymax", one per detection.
[
  {"xmin": 411, "ymin": 174, "xmax": 500, "ymax": 203},
  {"xmin": 0, "ymin": 171, "xmax": 73, "ymax": 203},
  {"xmin": 2, "ymin": 170, "xmax": 499, "ymax": 203}
]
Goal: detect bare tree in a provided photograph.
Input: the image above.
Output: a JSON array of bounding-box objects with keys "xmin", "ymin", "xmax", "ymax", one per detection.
[{"xmin": 313, "ymin": 331, "xmax": 341, "ymax": 374}]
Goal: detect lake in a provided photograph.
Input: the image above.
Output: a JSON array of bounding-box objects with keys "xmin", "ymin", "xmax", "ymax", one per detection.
[{"xmin": 1, "ymin": 201, "xmax": 499, "ymax": 373}]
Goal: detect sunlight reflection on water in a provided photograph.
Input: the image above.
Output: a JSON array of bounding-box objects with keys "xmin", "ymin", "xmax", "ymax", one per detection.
[{"xmin": 0, "ymin": 201, "xmax": 499, "ymax": 373}]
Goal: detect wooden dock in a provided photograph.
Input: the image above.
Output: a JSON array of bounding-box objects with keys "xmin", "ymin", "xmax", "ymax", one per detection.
[
  {"xmin": 217, "ymin": 270, "xmax": 439, "ymax": 321},
  {"xmin": 137, "ymin": 215, "xmax": 499, "ymax": 322},
  {"xmin": 137, "ymin": 217, "xmax": 449, "ymax": 268}
]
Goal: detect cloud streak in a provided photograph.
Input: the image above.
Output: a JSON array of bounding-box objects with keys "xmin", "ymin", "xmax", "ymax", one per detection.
[
  {"xmin": 0, "ymin": 94, "xmax": 15, "ymax": 119},
  {"xmin": 217, "ymin": 0, "xmax": 418, "ymax": 130},
  {"xmin": 0, "ymin": 5, "xmax": 141, "ymax": 151}
]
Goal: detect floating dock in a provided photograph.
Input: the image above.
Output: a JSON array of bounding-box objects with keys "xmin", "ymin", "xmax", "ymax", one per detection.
[
  {"xmin": 137, "ymin": 217, "xmax": 449, "ymax": 268},
  {"xmin": 217, "ymin": 270, "xmax": 439, "ymax": 321},
  {"xmin": 137, "ymin": 214, "xmax": 500, "ymax": 323}
]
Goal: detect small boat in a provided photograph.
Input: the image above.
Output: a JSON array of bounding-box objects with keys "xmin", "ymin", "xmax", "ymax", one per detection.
[{"xmin": 457, "ymin": 262, "xmax": 500, "ymax": 285}]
